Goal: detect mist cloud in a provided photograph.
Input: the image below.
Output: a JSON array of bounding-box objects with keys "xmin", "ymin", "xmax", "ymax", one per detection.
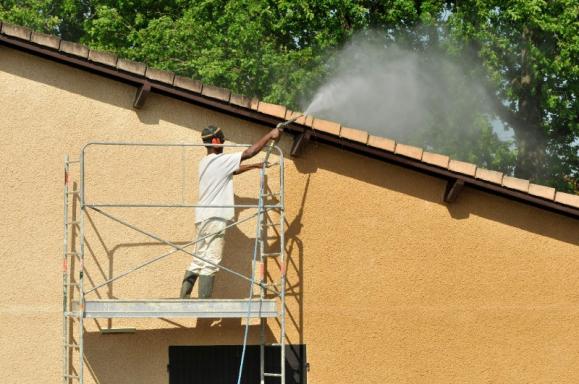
[{"xmin": 302, "ymin": 32, "xmax": 507, "ymax": 156}]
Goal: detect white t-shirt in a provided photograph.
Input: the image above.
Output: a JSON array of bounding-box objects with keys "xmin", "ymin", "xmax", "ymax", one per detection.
[{"xmin": 195, "ymin": 152, "xmax": 243, "ymax": 223}]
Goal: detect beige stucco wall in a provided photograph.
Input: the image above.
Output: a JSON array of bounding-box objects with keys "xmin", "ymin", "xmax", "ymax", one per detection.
[{"xmin": 1, "ymin": 46, "xmax": 578, "ymax": 384}]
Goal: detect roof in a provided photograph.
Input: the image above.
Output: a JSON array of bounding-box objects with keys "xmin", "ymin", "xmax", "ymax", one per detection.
[{"xmin": 1, "ymin": 21, "xmax": 578, "ymax": 219}]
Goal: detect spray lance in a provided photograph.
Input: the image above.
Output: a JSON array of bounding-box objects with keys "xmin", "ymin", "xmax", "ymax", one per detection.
[{"xmin": 263, "ymin": 114, "xmax": 304, "ymax": 164}]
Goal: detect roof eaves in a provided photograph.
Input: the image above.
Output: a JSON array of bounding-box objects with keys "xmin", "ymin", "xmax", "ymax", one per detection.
[{"xmin": 1, "ymin": 21, "xmax": 578, "ymax": 219}]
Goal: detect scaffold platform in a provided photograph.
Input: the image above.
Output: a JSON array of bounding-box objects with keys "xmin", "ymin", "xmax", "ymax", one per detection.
[{"xmin": 72, "ymin": 299, "xmax": 277, "ymax": 318}]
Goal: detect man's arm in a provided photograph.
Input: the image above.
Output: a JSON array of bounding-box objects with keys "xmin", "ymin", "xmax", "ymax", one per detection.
[
  {"xmin": 233, "ymin": 163, "xmax": 263, "ymax": 175},
  {"xmin": 241, "ymin": 127, "xmax": 281, "ymax": 161}
]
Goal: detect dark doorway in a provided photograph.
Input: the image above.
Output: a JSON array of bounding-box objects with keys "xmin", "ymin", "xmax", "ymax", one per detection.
[{"xmin": 168, "ymin": 345, "xmax": 307, "ymax": 384}]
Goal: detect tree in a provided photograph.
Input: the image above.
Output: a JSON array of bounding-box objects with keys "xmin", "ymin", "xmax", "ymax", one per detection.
[
  {"xmin": 1, "ymin": 1, "xmax": 576, "ymax": 191},
  {"xmin": 445, "ymin": 0, "xmax": 578, "ymax": 189}
]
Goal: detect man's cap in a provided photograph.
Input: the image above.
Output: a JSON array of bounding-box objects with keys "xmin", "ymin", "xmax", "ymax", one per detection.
[{"xmin": 201, "ymin": 125, "xmax": 225, "ymax": 143}]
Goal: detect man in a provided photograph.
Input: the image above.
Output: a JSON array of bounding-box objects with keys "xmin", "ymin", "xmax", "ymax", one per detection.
[{"xmin": 180, "ymin": 124, "xmax": 281, "ymax": 299}]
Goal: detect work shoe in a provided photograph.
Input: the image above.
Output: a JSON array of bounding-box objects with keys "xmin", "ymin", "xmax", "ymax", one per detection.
[
  {"xmin": 179, "ymin": 271, "xmax": 198, "ymax": 299},
  {"xmin": 198, "ymin": 275, "xmax": 215, "ymax": 299}
]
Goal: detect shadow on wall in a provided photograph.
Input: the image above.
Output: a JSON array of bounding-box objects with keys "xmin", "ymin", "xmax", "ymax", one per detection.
[
  {"xmin": 83, "ymin": 326, "xmax": 276, "ymax": 384},
  {"xmin": 295, "ymin": 141, "xmax": 578, "ymax": 246},
  {"xmin": 7, "ymin": 44, "xmax": 575, "ymax": 254},
  {"xmin": 72, "ymin": 176, "xmax": 309, "ymax": 350},
  {"xmin": 1, "ymin": 47, "xmax": 204, "ymax": 130},
  {"xmin": 75, "ymin": 177, "xmax": 310, "ymax": 383}
]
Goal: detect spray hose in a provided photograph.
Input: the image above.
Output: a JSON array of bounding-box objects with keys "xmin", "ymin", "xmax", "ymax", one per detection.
[{"xmin": 237, "ymin": 114, "xmax": 304, "ymax": 384}]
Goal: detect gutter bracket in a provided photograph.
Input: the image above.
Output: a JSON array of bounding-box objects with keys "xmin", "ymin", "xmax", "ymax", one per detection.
[
  {"xmin": 133, "ymin": 82, "xmax": 151, "ymax": 109},
  {"xmin": 444, "ymin": 178, "xmax": 465, "ymax": 203},
  {"xmin": 290, "ymin": 130, "xmax": 311, "ymax": 157}
]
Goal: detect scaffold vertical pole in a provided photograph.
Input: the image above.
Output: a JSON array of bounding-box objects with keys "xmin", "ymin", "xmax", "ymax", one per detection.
[
  {"xmin": 78, "ymin": 150, "xmax": 86, "ymax": 383},
  {"xmin": 279, "ymin": 152, "xmax": 287, "ymax": 384},
  {"xmin": 62, "ymin": 156, "xmax": 69, "ymax": 384}
]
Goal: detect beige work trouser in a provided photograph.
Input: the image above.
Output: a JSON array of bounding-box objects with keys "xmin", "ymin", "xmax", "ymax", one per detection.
[{"xmin": 187, "ymin": 218, "xmax": 227, "ymax": 276}]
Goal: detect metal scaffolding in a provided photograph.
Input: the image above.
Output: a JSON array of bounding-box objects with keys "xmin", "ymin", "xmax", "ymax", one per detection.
[{"xmin": 63, "ymin": 142, "xmax": 287, "ymax": 384}]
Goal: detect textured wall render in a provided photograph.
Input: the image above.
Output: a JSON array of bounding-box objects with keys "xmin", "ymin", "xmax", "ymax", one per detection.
[{"xmin": 1, "ymin": 46, "xmax": 578, "ymax": 384}]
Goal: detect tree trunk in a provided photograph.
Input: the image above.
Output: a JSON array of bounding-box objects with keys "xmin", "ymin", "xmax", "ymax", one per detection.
[{"xmin": 512, "ymin": 26, "xmax": 548, "ymax": 182}]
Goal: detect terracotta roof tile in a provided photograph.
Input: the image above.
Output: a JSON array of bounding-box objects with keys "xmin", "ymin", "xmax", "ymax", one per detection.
[
  {"xmin": 201, "ymin": 84, "xmax": 231, "ymax": 102},
  {"xmin": 257, "ymin": 102, "xmax": 286, "ymax": 119},
  {"xmin": 449, "ymin": 160, "xmax": 477, "ymax": 176},
  {"xmin": 395, "ymin": 143, "xmax": 423, "ymax": 160},
  {"xmin": 230, "ymin": 93, "xmax": 252, "ymax": 108},
  {"xmin": 284, "ymin": 109, "xmax": 298, "ymax": 120},
  {"xmin": 284, "ymin": 110, "xmax": 312, "ymax": 126},
  {"xmin": 367, "ymin": 135, "xmax": 396, "ymax": 152},
  {"xmin": 554, "ymin": 192, "xmax": 579, "ymax": 208},
  {"xmin": 502, "ymin": 176, "xmax": 530, "ymax": 193},
  {"xmin": 145, "ymin": 68, "xmax": 173, "ymax": 84},
  {"xmin": 340, "ymin": 126, "xmax": 369, "ymax": 144},
  {"xmin": 116, "ymin": 58, "xmax": 146, "ymax": 76},
  {"xmin": 1, "ymin": 22, "xmax": 576, "ymax": 216},
  {"xmin": 31, "ymin": 31, "xmax": 60, "ymax": 49},
  {"xmin": 59, "ymin": 41, "xmax": 89, "ymax": 59},
  {"xmin": 312, "ymin": 118, "xmax": 341, "ymax": 136},
  {"xmin": 1, "ymin": 23, "xmax": 31, "ymax": 40},
  {"xmin": 145, "ymin": 67, "xmax": 175, "ymax": 85},
  {"xmin": 88, "ymin": 50, "xmax": 117, "ymax": 67},
  {"xmin": 173, "ymin": 76, "xmax": 202, "ymax": 93},
  {"xmin": 422, "ymin": 151, "xmax": 450, "ymax": 168},
  {"xmin": 528, "ymin": 183, "xmax": 556, "ymax": 200},
  {"xmin": 475, "ymin": 168, "xmax": 503, "ymax": 184}
]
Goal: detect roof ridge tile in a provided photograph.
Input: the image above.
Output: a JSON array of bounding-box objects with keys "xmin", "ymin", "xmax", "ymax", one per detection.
[
  {"xmin": 31, "ymin": 31, "xmax": 60, "ymax": 50},
  {"xmin": 88, "ymin": 49, "xmax": 118, "ymax": 67},
  {"xmin": 201, "ymin": 84, "xmax": 231, "ymax": 102},
  {"xmin": 449, "ymin": 159, "xmax": 477, "ymax": 177},
  {"xmin": 59, "ymin": 40, "xmax": 88, "ymax": 59},
  {"xmin": 395, "ymin": 143, "xmax": 423, "ymax": 160},
  {"xmin": 174, "ymin": 76, "xmax": 203, "ymax": 94},
  {"xmin": 116, "ymin": 58, "xmax": 146, "ymax": 76},
  {"xmin": 422, "ymin": 151, "xmax": 450, "ymax": 168},
  {"xmin": 502, "ymin": 175, "xmax": 530, "ymax": 193},
  {"xmin": 340, "ymin": 126, "xmax": 369, "ymax": 144},
  {"xmin": 555, "ymin": 191, "xmax": 579, "ymax": 209},
  {"xmin": 1, "ymin": 22, "xmax": 31, "ymax": 40},
  {"xmin": 257, "ymin": 101, "xmax": 286, "ymax": 119},
  {"xmin": 312, "ymin": 117, "xmax": 341, "ymax": 136},
  {"xmin": 528, "ymin": 183, "xmax": 556, "ymax": 201},
  {"xmin": 475, "ymin": 168, "xmax": 504, "ymax": 185},
  {"xmin": 367, "ymin": 135, "xmax": 396, "ymax": 152},
  {"xmin": 145, "ymin": 67, "xmax": 175, "ymax": 85}
]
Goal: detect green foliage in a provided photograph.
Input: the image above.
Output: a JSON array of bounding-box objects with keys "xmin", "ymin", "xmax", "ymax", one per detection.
[
  {"xmin": 0, "ymin": 0, "xmax": 576, "ymax": 191},
  {"xmin": 445, "ymin": 0, "xmax": 578, "ymax": 190}
]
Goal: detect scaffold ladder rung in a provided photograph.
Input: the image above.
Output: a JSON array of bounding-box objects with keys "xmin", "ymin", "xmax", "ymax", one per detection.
[
  {"xmin": 262, "ymin": 252, "xmax": 281, "ymax": 257},
  {"xmin": 264, "ymin": 373, "xmax": 283, "ymax": 377}
]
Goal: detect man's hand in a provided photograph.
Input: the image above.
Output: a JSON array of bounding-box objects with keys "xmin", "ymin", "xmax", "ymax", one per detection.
[{"xmin": 270, "ymin": 127, "xmax": 282, "ymax": 141}]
